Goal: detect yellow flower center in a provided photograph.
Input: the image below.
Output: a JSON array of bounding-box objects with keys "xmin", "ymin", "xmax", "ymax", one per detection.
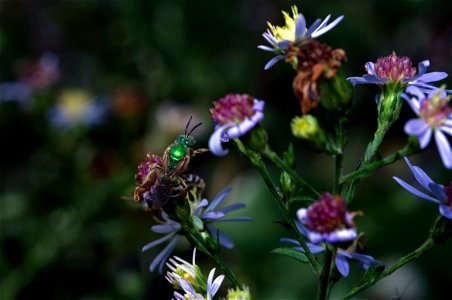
[{"xmin": 267, "ymin": 6, "xmax": 299, "ymax": 42}]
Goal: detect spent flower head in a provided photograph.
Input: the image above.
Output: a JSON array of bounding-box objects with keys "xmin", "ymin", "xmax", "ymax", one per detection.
[
  {"xmin": 209, "ymin": 94, "xmax": 264, "ymax": 156},
  {"xmin": 297, "ymin": 193, "xmax": 359, "ymax": 244},
  {"xmin": 393, "ymin": 157, "xmax": 452, "ymax": 220},
  {"xmin": 402, "ymin": 86, "xmax": 452, "ymax": 168}
]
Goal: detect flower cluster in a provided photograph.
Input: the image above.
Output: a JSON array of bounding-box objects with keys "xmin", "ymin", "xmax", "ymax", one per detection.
[{"xmin": 131, "ymin": 5, "xmax": 452, "ymax": 299}]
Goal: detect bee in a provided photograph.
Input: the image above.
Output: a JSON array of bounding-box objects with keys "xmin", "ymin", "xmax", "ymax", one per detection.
[{"xmin": 133, "ymin": 117, "xmax": 208, "ymax": 210}]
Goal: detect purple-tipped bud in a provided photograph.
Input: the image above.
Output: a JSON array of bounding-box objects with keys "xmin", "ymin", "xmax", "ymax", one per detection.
[{"xmin": 373, "ymin": 53, "xmax": 416, "ymax": 83}]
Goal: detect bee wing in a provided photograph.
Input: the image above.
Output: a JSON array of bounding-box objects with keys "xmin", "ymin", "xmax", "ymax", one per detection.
[{"xmin": 151, "ymin": 176, "xmax": 179, "ymax": 208}]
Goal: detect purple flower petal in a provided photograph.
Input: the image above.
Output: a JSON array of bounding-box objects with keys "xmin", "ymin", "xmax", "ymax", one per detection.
[
  {"xmin": 311, "ymin": 15, "xmax": 344, "ymax": 38},
  {"xmin": 142, "ymin": 232, "xmax": 176, "ymax": 252},
  {"xmin": 207, "ymin": 268, "xmax": 224, "ymax": 298},
  {"xmin": 440, "ymin": 124, "xmax": 452, "ymax": 136},
  {"xmin": 206, "ymin": 225, "xmax": 234, "ymax": 249},
  {"xmin": 205, "ymin": 188, "xmax": 232, "ymax": 212},
  {"xmin": 439, "ymin": 204, "xmax": 452, "ymax": 220},
  {"xmin": 404, "ymin": 119, "xmax": 429, "ymax": 135},
  {"xmin": 335, "ymin": 253, "xmax": 350, "ymax": 276},
  {"xmin": 151, "ymin": 223, "xmax": 181, "ymax": 234},
  {"xmin": 365, "ymin": 62, "xmax": 376, "ymax": 75},
  {"xmin": 213, "ymin": 216, "xmax": 252, "ymax": 222},
  {"xmin": 413, "ymin": 72, "xmax": 448, "ymax": 83},
  {"xmin": 150, "ymin": 235, "xmax": 178, "ymax": 273},
  {"xmin": 218, "ymin": 203, "xmax": 246, "ymax": 214},
  {"xmin": 264, "ymin": 55, "xmax": 284, "ymax": 70},
  {"xmin": 362, "ymin": 74, "xmax": 389, "ymax": 84},
  {"xmin": 434, "ymin": 130, "xmax": 452, "ymax": 169},
  {"xmin": 347, "ymin": 76, "xmax": 371, "ymax": 86},
  {"xmin": 208, "ymin": 125, "xmax": 229, "ymax": 156},
  {"xmin": 306, "ymin": 18, "xmax": 322, "ymax": 36},
  {"xmin": 294, "ymin": 14, "xmax": 306, "ymax": 40},
  {"xmin": 194, "ymin": 199, "xmax": 209, "ymax": 216},
  {"xmin": 403, "ymin": 157, "xmax": 437, "ymax": 193},
  {"xmin": 201, "ymin": 211, "xmax": 226, "ymax": 220},
  {"xmin": 393, "ymin": 176, "xmax": 440, "ymax": 204},
  {"xmin": 323, "ymin": 228, "xmax": 357, "ymax": 244},
  {"xmin": 257, "ymin": 45, "xmax": 275, "ymax": 52},
  {"xmin": 417, "ymin": 60, "xmax": 430, "ymax": 75}
]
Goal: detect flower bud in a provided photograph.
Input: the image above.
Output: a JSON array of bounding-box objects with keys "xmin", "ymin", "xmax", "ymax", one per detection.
[
  {"xmin": 291, "ymin": 115, "xmax": 327, "ymax": 151},
  {"xmin": 227, "ymin": 286, "xmax": 252, "ymax": 300},
  {"xmin": 280, "ymin": 171, "xmax": 296, "ymax": 200}
]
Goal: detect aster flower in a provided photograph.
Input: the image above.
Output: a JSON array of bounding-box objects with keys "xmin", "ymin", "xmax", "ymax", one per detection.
[
  {"xmin": 393, "ymin": 157, "xmax": 452, "ymax": 220},
  {"xmin": 296, "ymin": 193, "xmax": 359, "ymax": 244},
  {"xmin": 258, "ymin": 5, "xmax": 344, "ymax": 70},
  {"xmin": 193, "ymin": 188, "xmax": 252, "ymax": 249},
  {"xmin": 142, "ymin": 212, "xmax": 181, "ymax": 273},
  {"xmin": 48, "ymin": 89, "xmax": 108, "ymax": 129},
  {"xmin": 167, "ymin": 250, "xmax": 225, "ymax": 300},
  {"xmin": 347, "ymin": 53, "xmax": 447, "ymax": 88},
  {"xmin": 208, "ymin": 94, "xmax": 264, "ymax": 156},
  {"xmin": 280, "ymin": 238, "xmax": 384, "ymax": 276},
  {"xmin": 401, "ymin": 86, "xmax": 452, "ymax": 168}
]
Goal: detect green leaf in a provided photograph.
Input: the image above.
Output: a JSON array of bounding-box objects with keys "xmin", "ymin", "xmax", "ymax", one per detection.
[
  {"xmin": 273, "ymin": 220, "xmax": 291, "ymax": 232},
  {"xmin": 271, "ymin": 247, "xmax": 309, "ymax": 263}
]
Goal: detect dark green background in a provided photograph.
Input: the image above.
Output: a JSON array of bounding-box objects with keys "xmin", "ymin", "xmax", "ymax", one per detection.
[{"xmin": 1, "ymin": 0, "xmax": 451, "ymax": 299}]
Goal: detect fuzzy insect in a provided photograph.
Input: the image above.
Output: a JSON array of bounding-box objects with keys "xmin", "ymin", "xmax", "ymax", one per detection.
[{"xmin": 133, "ymin": 117, "xmax": 208, "ymax": 210}]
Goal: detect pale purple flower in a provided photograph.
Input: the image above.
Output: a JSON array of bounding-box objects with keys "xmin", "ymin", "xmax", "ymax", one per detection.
[
  {"xmin": 258, "ymin": 6, "xmax": 343, "ymax": 69},
  {"xmin": 142, "ymin": 212, "xmax": 181, "ymax": 273},
  {"xmin": 280, "ymin": 238, "xmax": 384, "ymax": 276},
  {"xmin": 347, "ymin": 53, "xmax": 448, "ymax": 88},
  {"xmin": 193, "ymin": 188, "xmax": 252, "ymax": 249},
  {"xmin": 393, "ymin": 157, "xmax": 452, "ymax": 220},
  {"xmin": 402, "ymin": 86, "xmax": 452, "ymax": 168},
  {"xmin": 296, "ymin": 193, "xmax": 358, "ymax": 244},
  {"xmin": 48, "ymin": 91, "xmax": 108, "ymax": 129},
  {"xmin": 209, "ymin": 94, "xmax": 264, "ymax": 156}
]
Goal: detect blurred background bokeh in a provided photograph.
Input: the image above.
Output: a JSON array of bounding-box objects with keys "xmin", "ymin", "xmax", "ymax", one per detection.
[{"xmin": 1, "ymin": 0, "xmax": 451, "ymax": 299}]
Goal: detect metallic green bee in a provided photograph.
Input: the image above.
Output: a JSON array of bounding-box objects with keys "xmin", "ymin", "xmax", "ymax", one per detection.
[{"xmin": 134, "ymin": 117, "xmax": 208, "ymax": 210}]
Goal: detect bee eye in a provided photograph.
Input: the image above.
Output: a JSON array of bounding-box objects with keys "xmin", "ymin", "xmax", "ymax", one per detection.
[{"xmin": 169, "ymin": 145, "xmax": 186, "ymax": 168}]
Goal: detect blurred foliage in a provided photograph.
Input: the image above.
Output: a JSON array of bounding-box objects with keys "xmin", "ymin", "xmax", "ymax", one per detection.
[{"xmin": 0, "ymin": 0, "xmax": 451, "ymax": 299}]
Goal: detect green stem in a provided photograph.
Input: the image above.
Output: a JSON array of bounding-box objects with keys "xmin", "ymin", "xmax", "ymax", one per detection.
[
  {"xmin": 183, "ymin": 222, "xmax": 240, "ymax": 287},
  {"xmin": 261, "ymin": 146, "xmax": 321, "ymax": 197},
  {"xmin": 342, "ymin": 216, "xmax": 444, "ymax": 299},
  {"xmin": 340, "ymin": 142, "xmax": 420, "ymax": 183},
  {"xmin": 345, "ymin": 121, "xmax": 391, "ymax": 202},
  {"xmin": 317, "ymin": 247, "xmax": 334, "ymax": 300},
  {"xmin": 233, "ymin": 139, "xmax": 322, "ymax": 275}
]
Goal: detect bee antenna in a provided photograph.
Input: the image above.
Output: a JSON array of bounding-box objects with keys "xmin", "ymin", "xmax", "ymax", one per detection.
[
  {"xmin": 185, "ymin": 116, "xmax": 193, "ymax": 136},
  {"xmin": 187, "ymin": 121, "xmax": 202, "ymax": 137}
]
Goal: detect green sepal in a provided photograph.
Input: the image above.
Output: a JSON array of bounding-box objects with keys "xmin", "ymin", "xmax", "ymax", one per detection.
[{"xmin": 271, "ymin": 247, "xmax": 309, "ymax": 263}]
